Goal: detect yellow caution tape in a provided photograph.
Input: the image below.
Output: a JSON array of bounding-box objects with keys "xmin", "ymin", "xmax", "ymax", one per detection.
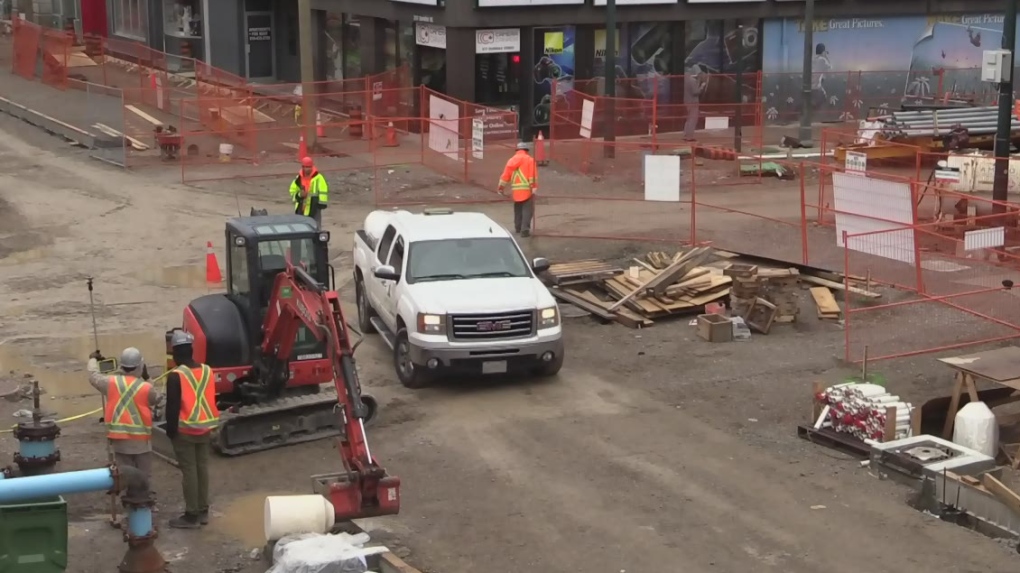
[{"xmin": 0, "ymin": 369, "xmax": 173, "ymax": 434}]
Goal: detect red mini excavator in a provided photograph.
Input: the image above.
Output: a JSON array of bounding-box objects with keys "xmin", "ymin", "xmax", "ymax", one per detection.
[{"xmin": 163, "ymin": 213, "xmax": 399, "ymax": 519}]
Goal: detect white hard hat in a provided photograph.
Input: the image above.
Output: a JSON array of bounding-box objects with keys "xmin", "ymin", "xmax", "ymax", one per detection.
[
  {"xmin": 120, "ymin": 347, "xmax": 143, "ymax": 370},
  {"xmin": 170, "ymin": 330, "xmax": 195, "ymax": 348}
]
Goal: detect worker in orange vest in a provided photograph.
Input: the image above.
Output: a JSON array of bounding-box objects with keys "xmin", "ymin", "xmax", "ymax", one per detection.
[
  {"xmin": 165, "ymin": 330, "xmax": 221, "ymax": 529},
  {"xmin": 88, "ymin": 348, "xmax": 163, "ymax": 480},
  {"xmin": 497, "ymin": 142, "xmax": 538, "ymax": 237}
]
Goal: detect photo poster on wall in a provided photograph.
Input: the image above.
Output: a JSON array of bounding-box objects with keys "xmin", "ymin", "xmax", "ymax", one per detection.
[
  {"xmin": 532, "ymin": 27, "xmax": 576, "ymax": 130},
  {"xmin": 594, "ymin": 24, "xmax": 673, "ymax": 102},
  {"xmin": 684, "ymin": 20, "xmax": 759, "ymax": 107},
  {"xmin": 760, "ymin": 13, "xmax": 1020, "ymax": 123},
  {"xmin": 428, "ymin": 95, "xmax": 460, "ymax": 161}
]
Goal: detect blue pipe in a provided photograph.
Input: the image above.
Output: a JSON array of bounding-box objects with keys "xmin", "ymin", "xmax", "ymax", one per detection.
[
  {"xmin": 0, "ymin": 467, "xmax": 114, "ymax": 504},
  {"xmin": 128, "ymin": 506, "xmax": 154, "ymax": 537},
  {"xmin": 19, "ymin": 439, "xmax": 56, "ymax": 460}
]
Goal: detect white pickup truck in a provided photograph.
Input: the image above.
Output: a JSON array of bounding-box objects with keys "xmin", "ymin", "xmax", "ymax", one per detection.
[{"xmin": 352, "ymin": 208, "xmax": 565, "ymax": 388}]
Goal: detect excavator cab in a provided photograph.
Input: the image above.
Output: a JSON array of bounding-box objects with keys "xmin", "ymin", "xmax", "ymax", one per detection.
[{"xmin": 225, "ymin": 215, "xmax": 332, "ymax": 368}]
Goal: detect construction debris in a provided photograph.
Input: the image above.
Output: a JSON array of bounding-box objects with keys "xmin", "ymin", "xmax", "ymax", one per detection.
[{"xmin": 542, "ymin": 247, "xmax": 880, "ymax": 330}]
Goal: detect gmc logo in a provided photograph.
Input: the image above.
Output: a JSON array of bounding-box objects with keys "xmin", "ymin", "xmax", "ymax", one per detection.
[{"xmin": 478, "ymin": 320, "xmax": 511, "ymax": 332}]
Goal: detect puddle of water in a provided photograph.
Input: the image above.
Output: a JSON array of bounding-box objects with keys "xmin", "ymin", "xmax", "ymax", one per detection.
[
  {"xmin": 144, "ymin": 265, "xmax": 216, "ymax": 288},
  {"xmin": 213, "ymin": 491, "xmax": 292, "ymax": 548},
  {"xmin": 0, "ymin": 333, "xmax": 166, "ymax": 418}
]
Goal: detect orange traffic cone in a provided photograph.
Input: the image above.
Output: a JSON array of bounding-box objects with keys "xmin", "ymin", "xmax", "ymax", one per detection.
[
  {"xmin": 297, "ymin": 133, "xmax": 308, "ymax": 160},
  {"xmin": 316, "ymin": 112, "xmax": 325, "ymax": 138},
  {"xmin": 383, "ymin": 122, "xmax": 398, "ymax": 147},
  {"xmin": 205, "ymin": 241, "xmax": 222, "ymax": 284},
  {"xmin": 535, "ymin": 132, "xmax": 548, "ymax": 166}
]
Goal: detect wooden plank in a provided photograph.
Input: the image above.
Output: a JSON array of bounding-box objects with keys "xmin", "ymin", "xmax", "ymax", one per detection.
[
  {"xmin": 573, "ymin": 289, "xmax": 652, "ymax": 328},
  {"xmin": 982, "ymin": 474, "xmax": 1020, "ymax": 518},
  {"xmin": 607, "ymin": 247, "xmax": 710, "ymax": 311},
  {"xmin": 94, "ymin": 123, "xmax": 149, "ymax": 150},
  {"xmin": 809, "ymin": 287, "xmax": 841, "ymax": 316},
  {"xmin": 801, "ymin": 275, "xmax": 881, "ymax": 299},
  {"xmin": 550, "ymin": 288, "xmax": 613, "ymax": 321},
  {"xmin": 125, "ymin": 104, "xmax": 163, "ymax": 127}
]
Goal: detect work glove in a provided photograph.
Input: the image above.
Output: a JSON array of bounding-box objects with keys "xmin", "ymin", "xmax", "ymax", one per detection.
[
  {"xmin": 89, "ymin": 349, "xmax": 104, "ymax": 361},
  {"xmin": 141, "ymin": 364, "xmax": 150, "ymax": 381}
]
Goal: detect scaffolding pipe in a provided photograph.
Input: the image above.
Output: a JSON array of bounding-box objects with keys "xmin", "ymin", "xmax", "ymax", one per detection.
[{"xmin": 0, "ymin": 467, "xmax": 113, "ymax": 503}]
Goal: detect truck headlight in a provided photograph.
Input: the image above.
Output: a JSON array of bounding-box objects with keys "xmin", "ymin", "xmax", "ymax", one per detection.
[
  {"xmin": 539, "ymin": 306, "xmax": 559, "ymax": 328},
  {"xmin": 416, "ymin": 313, "xmax": 445, "ymax": 334}
]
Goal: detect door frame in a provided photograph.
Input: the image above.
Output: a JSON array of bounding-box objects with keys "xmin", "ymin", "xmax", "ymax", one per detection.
[{"xmin": 244, "ymin": 10, "xmax": 275, "ymax": 81}]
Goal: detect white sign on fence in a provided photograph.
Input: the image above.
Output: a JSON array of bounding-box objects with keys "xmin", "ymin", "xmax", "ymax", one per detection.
[
  {"xmin": 934, "ymin": 169, "xmax": 961, "ymax": 184},
  {"xmin": 844, "ymin": 151, "xmax": 867, "ymax": 175},
  {"xmin": 472, "ymin": 118, "xmax": 484, "ymax": 160},
  {"xmin": 579, "ymin": 99, "xmax": 595, "ymax": 139}
]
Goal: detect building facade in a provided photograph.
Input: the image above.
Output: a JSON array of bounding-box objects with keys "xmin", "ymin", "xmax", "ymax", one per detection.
[{"xmin": 310, "ymin": 0, "xmax": 1018, "ymax": 137}]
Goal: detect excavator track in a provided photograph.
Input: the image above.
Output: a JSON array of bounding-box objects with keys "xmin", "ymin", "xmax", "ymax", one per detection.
[{"xmin": 150, "ymin": 387, "xmax": 378, "ymax": 462}]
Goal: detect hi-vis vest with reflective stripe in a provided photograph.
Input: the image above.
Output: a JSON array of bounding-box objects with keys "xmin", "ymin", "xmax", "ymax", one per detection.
[
  {"xmin": 499, "ymin": 150, "xmax": 537, "ymax": 202},
  {"xmin": 104, "ymin": 375, "xmax": 153, "ymax": 441},
  {"xmin": 175, "ymin": 365, "xmax": 221, "ymax": 435}
]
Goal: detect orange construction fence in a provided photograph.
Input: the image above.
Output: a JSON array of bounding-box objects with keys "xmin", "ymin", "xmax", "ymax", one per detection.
[{"xmin": 11, "ymin": 17, "xmax": 71, "ymax": 89}]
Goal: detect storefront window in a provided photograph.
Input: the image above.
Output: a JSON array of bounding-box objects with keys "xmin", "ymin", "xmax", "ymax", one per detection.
[
  {"xmin": 476, "ymin": 53, "xmax": 520, "ymax": 106},
  {"xmin": 385, "ymin": 21, "xmax": 398, "ymax": 70},
  {"xmin": 343, "ymin": 14, "xmax": 361, "ymax": 79},
  {"xmin": 685, "ymin": 19, "xmax": 760, "ymax": 75},
  {"xmin": 400, "ymin": 23, "xmax": 414, "ymax": 69},
  {"xmin": 112, "ymin": 0, "xmax": 147, "ymax": 40},
  {"xmin": 164, "ymin": 0, "xmax": 202, "ymax": 39},
  {"xmin": 532, "ymin": 26, "xmax": 575, "ymax": 132},
  {"xmin": 421, "ymin": 47, "xmax": 446, "ymax": 93},
  {"xmin": 324, "ymin": 12, "xmax": 343, "ymax": 80},
  {"xmin": 627, "ymin": 23, "xmax": 672, "ymax": 100}
]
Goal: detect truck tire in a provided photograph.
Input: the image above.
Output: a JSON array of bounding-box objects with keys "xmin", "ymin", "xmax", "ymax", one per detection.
[
  {"xmin": 394, "ymin": 328, "xmax": 432, "ymax": 389},
  {"xmin": 356, "ymin": 277, "xmax": 376, "ymax": 334},
  {"xmin": 534, "ymin": 350, "xmax": 564, "ymax": 378}
]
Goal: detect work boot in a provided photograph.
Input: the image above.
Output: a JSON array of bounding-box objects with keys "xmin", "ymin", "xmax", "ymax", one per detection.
[
  {"xmin": 521, "ymin": 230, "xmax": 531, "ymax": 238},
  {"xmin": 198, "ymin": 509, "xmax": 210, "ymax": 525},
  {"xmin": 168, "ymin": 513, "xmax": 201, "ymax": 529}
]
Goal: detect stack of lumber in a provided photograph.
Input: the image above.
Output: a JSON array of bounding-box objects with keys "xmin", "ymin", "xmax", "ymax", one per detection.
[{"xmin": 541, "ymin": 247, "xmax": 884, "ymax": 330}]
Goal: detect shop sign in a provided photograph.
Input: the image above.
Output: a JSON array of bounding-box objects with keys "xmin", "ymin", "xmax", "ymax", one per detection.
[
  {"xmin": 416, "ymin": 23, "xmax": 447, "ymax": 49},
  {"xmin": 392, "ymin": 0, "xmax": 440, "ymax": 5},
  {"xmin": 478, "ymin": 0, "xmax": 583, "ymax": 7},
  {"xmin": 248, "ymin": 26, "xmax": 271, "ymax": 42},
  {"xmin": 844, "ymin": 151, "xmax": 867, "ymax": 175},
  {"xmin": 686, "ymin": 0, "xmax": 764, "ymax": 3},
  {"xmin": 593, "ymin": 0, "xmax": 676, "ymax": 4},
  {"xmin": 475, "ymin": 29, "xmax": 520, "ymax": 54},
  {"xmin": 473, "ymin": 106, "xmax": 517, "ymax": 141}
]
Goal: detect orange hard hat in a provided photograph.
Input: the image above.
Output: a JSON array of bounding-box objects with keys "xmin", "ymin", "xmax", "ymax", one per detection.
[{"xmin": 301, "ymin": 156, "xmax": 314, "ymax": 167}]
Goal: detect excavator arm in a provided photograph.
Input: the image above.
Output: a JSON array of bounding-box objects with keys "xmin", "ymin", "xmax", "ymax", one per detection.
[{"xmin": 260, "ymin": 262, "xmax": 401, "ymax": 520}]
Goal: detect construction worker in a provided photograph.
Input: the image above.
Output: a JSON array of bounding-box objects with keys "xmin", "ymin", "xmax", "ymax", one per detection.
[
  {"xmin": 497, "ymin": 142, "xmax": 538, "ymax": 237},
  {"xmin": 289, "ymin": 156, "xmax": 329, "ymax": 229},
  {"xmin": 164, "ymin": 330, "xmax": 220, "ymax": 529},
  {"xmin": 87, "ymin": 348, "xmax": 163, "ymax": 480}
]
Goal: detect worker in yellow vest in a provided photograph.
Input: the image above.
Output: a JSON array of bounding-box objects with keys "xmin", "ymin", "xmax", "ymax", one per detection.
[
  {"xmin": 164, "ymin": 330, "xmax": 221, "ymax": 529},
  {"xmin": 88, "ymin": 348, "xmax": 163, "ymax": 479}
]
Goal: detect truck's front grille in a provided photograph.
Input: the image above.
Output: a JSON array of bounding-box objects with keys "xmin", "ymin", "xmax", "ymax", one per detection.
[{"xmin": 449, "ymin": 310, "xmax": 535, "ymax": 340}]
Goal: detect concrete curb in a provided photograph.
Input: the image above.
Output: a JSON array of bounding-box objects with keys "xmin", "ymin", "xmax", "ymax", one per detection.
[{"xmin": 0, "ymin": 94, "xmax": 94, "ymax": 148}]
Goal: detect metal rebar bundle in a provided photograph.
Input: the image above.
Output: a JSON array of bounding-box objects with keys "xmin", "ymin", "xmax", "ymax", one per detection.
[{"xmin": 876, "ymin": 106, "xmax": 1020, "ymax": 137}]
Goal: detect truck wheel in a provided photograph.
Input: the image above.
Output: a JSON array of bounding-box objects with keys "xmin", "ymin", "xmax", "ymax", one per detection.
[
  {"xmin": 394, "ymin": 328, "xmax": 432, "ymax": 389},
  {"xmin": 356, "ymin": 278, "xmax": 376, "ymax": 334},
  {"xmin": 534, "ymin": 351, "xmax": 564, "ymax": 378}
]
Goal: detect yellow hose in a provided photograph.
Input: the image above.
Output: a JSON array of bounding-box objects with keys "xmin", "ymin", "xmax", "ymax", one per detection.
[{"xmin": 0, "ymin": 369, "xmax": 172, "ymax": 434}]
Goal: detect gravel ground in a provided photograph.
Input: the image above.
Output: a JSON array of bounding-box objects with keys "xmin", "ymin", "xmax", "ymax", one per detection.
[{"xmin": 1, "ymin": 75, "xmax": 1019, "ymax": 573}]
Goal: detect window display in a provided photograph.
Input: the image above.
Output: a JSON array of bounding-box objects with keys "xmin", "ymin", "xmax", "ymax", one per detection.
[
  {"xmin": 113, "ymin": 0, "xmax": 148, "ymax": 40},
  {"xmin": 164, "ymin": 0, "xmax": 203, "ymax": 39}
]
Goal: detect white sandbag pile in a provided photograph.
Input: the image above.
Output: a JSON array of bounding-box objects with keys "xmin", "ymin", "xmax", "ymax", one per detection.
[{"xmin": 267, "ymin": 531, "xmax": 390, "ymax": 573}]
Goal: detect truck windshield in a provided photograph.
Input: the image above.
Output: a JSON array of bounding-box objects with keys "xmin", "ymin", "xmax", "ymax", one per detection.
[{"xmin": 407, "ymin": 238, "xmax": 531, "ymax": 283}]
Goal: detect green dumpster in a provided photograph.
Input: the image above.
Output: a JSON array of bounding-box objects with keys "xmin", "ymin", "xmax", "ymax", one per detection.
[{"xmin": 0, "ymin": 496, "xmax": 68, "ymax": 572}]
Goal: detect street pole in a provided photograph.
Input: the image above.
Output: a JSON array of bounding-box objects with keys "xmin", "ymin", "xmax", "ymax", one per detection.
[
  {"xmin": 798, "ymin": 0, "xmax": 815, "ymax": 146},
  {"xmin": 297, "ymin": 0, "xmax": 317, "ymax": 150},
  {"xmin": 992, "ymin": 0, "xmax": 1017, "ymax": 210},
  {"xmin": 734, "ymin": 24, "xmax": 743, "ymax": 153},
  {"xmin": 604, "ymin": 0, "xmax": 616, "ymax": 159}
]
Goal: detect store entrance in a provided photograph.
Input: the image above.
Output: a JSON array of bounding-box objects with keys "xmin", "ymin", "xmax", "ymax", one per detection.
[{"xmin": 475, "ymin": 52, "xmax": 521, "ymax": 108}]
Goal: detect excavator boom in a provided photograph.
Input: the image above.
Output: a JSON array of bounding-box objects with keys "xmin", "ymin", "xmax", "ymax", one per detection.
[{"xmin": 260, "ymin": 262, "xmax": 400, "ymax": 520}]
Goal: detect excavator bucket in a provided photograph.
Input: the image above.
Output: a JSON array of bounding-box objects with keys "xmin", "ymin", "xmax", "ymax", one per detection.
[{"xmin": 311, "ymin": 472, "xmax": 401, "ymax": 521}]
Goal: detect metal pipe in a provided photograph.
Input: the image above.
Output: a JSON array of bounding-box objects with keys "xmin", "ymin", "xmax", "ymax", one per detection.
[
  {"xmin": 128, "ymin": 506, "xmax": 154, "ymax": 537},
  {"xmin": 0, "ymin": 467, "xmax": 113, "ymax": 504}
]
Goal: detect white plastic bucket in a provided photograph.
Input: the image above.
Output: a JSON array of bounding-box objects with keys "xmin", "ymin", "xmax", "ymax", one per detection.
[{"xmin": 264, "ymin": 495, "xmax": 336, "ymax": 542}]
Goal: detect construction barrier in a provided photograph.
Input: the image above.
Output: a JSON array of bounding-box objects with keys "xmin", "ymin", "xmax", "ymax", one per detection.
[{"xmin": 843, "ymin": 215, "xmax": 1020, "ymax": 363}]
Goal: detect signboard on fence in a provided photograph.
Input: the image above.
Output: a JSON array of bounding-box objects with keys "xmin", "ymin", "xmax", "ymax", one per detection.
[
  {"xmin": 473, "ymin": 106, "xmax": 517, "ymax": 140},
  {"xmin": 472, "ymin": 118, "xmax": 484, "ymax": 160},
  {"xmin": 844, "ymin": 151, "xmax": 867, "ymax": 175},
  {"xmin": 372, "ymin": 81, "xmax": 383, "ymax": 102},
  {"xmin": 579, "ymin": 99, "xmax": 595, "ymax": 139},
  {"xmin": 934, "ymin": 169, "xmax": 961, "ymax": 184},
  {"xmin": 428, "ymin": 95, "xmax": 460, "ymax": 161}
]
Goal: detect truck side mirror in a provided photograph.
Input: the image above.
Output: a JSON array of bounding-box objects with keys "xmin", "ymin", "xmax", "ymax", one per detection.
[
  {"xmin": 531, "ymin": 257, "xmax": 550, "ymax": 274},
  {"xmin": 374, "ymin": 265, "xmax": 400, "ymax": 281}
]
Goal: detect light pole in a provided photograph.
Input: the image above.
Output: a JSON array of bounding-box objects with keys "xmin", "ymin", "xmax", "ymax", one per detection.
[
  {"xmin": 604, "ymin": 0, "xmax": 617, "ymax": 158},
  {"xmin": 734, "ymin": 24, "xmax": 744, "ymax": 152},
  {"xmin": 798, "ymin": 0, "xmax": 815, "ymax": 146},
  {"xmin": 297, "ymin": 0, "xmax": 317, "ymax": 150},
  {"xmin": 992, "ymin": 0, "xmax": 1017, "ymax": 210}
]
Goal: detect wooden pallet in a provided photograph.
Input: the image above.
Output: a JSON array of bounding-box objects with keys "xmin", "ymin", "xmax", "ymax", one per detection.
[{"xmin": 544, "ymin": 260, "xmax": 623, "ymax": 286}]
